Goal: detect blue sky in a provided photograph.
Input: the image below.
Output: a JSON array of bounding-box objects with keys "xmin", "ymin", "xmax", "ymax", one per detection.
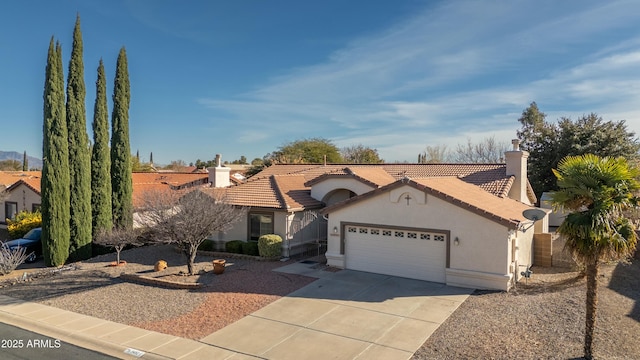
[{"xmin": 2, "ymin": 0, "xmax": 640, "ymax": 165}]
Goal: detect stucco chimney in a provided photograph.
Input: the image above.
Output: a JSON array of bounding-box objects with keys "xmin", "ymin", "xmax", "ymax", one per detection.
[
  {"xmin": 505, "ymin": 139, "xmax": 530, "ymax": 204},
  {"xmin": 208, "ymin": 154, "xmax": 230, "ymax": 188}
]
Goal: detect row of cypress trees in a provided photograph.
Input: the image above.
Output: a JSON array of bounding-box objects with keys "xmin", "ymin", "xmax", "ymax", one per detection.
[{"xmin": 41, "ymin": 16, "xmax": 132, "ymax": 267}]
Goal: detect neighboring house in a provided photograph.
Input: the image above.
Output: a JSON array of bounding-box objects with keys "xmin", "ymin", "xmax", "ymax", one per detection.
[
  {"xmin": 0, "ymin": 171, "xmax": 42, "ymax": 226},
  {"xmin": 205, "ymin": 140, "xmax": 549, "ymax": 291},
  {"xmin": 0, "ymin": 171, "xmax": 210, "ymax": 228}
]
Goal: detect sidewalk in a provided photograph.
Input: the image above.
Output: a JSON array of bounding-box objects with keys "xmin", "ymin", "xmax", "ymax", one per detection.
[{"xmin": 0, "ymin": 295, "xmax": 238, "ymax": 359}]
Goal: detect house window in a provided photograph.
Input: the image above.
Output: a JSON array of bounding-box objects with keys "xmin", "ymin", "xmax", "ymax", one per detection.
[
  {"xmin": 4, "ymin": 202, "xmax": 18, "ymax": 221},
  {"xmin": 408, "ymin": 232, "xmax": 417, "ymax": 239},
  {"xmin": 348, "ymin": 227, "xmax": 356, "ymax": 233},
  {"xmin": 32, "ymin": 204, "xmax": 41, "ymax": 212},
  {"xmin": 371, "ymin": 229, "xmax": 380, "ymax": 235},
  {"xmin": 420, "ymin": 233, "xmax": 430, "ymax": 240},
  {"xmin": 395, "ymin": 231, "xmax": 404, "ymax": 238},
  {"xmin": 249, "ymin": 212, "xmax": 274, "ymax": 240},
  {"xmin": 383, "ymin": 230, "xmax": 392, "ymax": 236},
  {"xmin": 359, "ymin": 228, "xmax": 368, "ymax": 234},
  {"xmin": 434, "ymin": 235, "xmax": 445, "ymax": 242}
]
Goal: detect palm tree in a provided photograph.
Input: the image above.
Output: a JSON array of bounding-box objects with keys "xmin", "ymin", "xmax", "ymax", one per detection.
[{"xmin": 551, "ymin": 154, "xmax": 638, "ymax": 360}]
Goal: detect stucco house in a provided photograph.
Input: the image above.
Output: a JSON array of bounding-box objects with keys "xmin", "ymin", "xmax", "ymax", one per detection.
[
  {"xmin": 0, "ymin": 171, "xmax": 43, "ymax": 226},
  {"xmin": 205, "ymin": 140, "xmax": 549, "ymax": 291},
  {"xmin": 0, "ymin": 171, "xmax": 211, "ymax": 228}
]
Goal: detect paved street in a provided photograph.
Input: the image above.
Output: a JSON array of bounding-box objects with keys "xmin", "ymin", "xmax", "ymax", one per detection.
[{"xmin": 0, "ymin": 322, "xmax": 117, "ymax": 360}]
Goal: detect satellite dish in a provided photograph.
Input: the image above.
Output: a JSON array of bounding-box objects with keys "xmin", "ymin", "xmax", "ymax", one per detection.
[{"xmin": 523, "ymin": 208, "xmax": 547, "ymax": 222}]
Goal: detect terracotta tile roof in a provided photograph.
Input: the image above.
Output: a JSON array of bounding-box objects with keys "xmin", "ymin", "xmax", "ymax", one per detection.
[
  {"xmin": 209, "ymin": 176, "xmax": 281, "ymax": 208},
  {"xmin": 131, "ymin": 172, "xmax": 208, "ymax": 188},
  {"xmin": 322, "ymin": 177, "xmax": 532, "ymax": 229},
  {"xmin": 0, "ymin": 171, "xmax": 209, "ymax": 208},
  {"xmin": 413, "ymin": 177, "xmax": 530, "ymax": 228},
  {"xmin": 253, "ymin": 163, "xmax": 514, "ymax": 198},
  {"xmin": 0, "ymin": 171, "xmax": 42, "ymax": 188},
  {"xmin": 224, "ymin": 163, "xmax": 519, "ymax": 211},
  {"xmin": 5, "ymin": 177, "xmax": 42, "ymax": 195},
  {"xmin": 305, "ymin": 166, "xmax": 396, "ymax": 188},
  {"xmin": 273, "ymin": 175, "xmax": 323, "ymax": 210},
  {"xmin": 131, "ymin": 172, "xmax": 209, "ymax": 208},
  {"xmin": 203, "ymin": 174, "xmax": 323, "ymax": 210},
  {"xmin": 346, "ymin": 167, "xmax": 398, "ymax": 187}
]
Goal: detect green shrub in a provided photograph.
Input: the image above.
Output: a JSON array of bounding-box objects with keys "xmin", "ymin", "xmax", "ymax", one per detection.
[
  {"xmin": 225, "ymin": 240, "xmax": 244, "ymax": 254},
  {"xmin": 258, "ymin": 234, "xmax": 282, "ymax": 258},
  {"xmin": 242, "ymin": 241, "xmax": 259, "ymax": 256},
  {"xmin": 7, "ymin": 211, "xmax": 42, "ymax": 239},
  {"xmin": 198, "ymin": 239, "xmax": 215, "ymax": 252}
]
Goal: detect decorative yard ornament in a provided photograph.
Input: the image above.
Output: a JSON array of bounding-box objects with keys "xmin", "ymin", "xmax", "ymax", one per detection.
[{"xmin": 154, "ymin": 260, "xmax": 168, "ymax": 272}]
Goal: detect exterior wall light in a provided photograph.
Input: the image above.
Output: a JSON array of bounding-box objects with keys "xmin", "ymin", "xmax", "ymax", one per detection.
[
  {"xmin": 454, "ymin": 237, "xmax": 460, "ymax": 246},
  {"xmin": 333, "ymin": 226, "xmax": 339, "ymax": 234}
]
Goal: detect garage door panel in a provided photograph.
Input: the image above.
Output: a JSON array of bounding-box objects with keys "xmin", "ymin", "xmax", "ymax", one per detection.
[{"xmin": 345, "ymin": 225, "xmax": 446, "ymax": 283}]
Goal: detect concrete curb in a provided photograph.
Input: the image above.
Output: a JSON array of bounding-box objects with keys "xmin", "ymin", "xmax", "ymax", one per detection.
[{"xmin": 0, "ymin": 309, "xmax": 172, "ymax": 360}]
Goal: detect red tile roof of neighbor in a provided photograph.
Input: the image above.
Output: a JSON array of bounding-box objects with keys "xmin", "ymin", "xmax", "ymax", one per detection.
[
  {"xmin": 0, "ymin": 171, "xmax": 42, "ymax": 188},
  {"xmin": 0, "ymin": 171, "xmax": 209, "ymax": 208}
]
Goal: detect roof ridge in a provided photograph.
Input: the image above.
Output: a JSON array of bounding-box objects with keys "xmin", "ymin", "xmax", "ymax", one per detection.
[
  {"xmin": 270, "ymin": 175, "xmax": 289, "ymax": 210},
  {"xmin": 500, "ymin": 175, "xmax": 515, "ymax": 198},
  {"xmin": 5, "ymin": 178, "xmax": 41, "ymax": 195}
]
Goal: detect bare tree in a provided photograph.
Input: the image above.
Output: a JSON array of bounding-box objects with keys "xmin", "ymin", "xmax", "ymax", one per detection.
[
  {"xmin": 452, "ymin": 136, "xmax": 509, "ymax": 163},
  {"xmin": 0, "ymin": 244, "xmax": 28, "ymax": 275},
  {"xmin": 94, "ymin": 227, "xmax": 144, "ymax": 265},
  {"xmin": 419, "ymin": 145, "xmax": 451, "ymax": 163},
  {"xmin": 138, "ymin": 188, "xmax": 246, "ymax": 275}
]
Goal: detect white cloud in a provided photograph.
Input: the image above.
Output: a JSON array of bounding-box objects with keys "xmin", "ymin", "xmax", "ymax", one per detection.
[{"xmin": 199, "ymin": 0, "xmax": 640, "ymax": 161}]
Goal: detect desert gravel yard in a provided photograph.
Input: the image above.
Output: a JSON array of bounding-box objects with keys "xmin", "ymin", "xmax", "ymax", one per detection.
[
  {"xmin": 413, "ymin": 259, "xmax": 640, "ymax": 360},
  {"xmin": 0, "ymin": 245, "xmax": 316, "ymax": 339},
  {"xmin": 1, "ymin": 244, "xmax": 638, "ymax": 359}
]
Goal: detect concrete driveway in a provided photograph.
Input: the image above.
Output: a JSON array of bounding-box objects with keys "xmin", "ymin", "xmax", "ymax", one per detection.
[{"xmin": 201, "ymin": 266, "xmax": 472, "ymax": 360}]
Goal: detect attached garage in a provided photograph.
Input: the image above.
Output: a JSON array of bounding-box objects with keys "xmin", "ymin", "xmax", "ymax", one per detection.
[{"xmin": 344, "ymin": 224, "xmax": 448, "ymax": 283}]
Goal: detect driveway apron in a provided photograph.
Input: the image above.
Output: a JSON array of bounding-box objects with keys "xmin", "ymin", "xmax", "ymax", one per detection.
[{"xmin": 201, "ymin": 266, "xmax": 472, "ymax": 360}]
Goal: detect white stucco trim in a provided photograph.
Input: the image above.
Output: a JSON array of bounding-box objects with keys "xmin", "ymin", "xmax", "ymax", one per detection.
[
  {"xmin": 310, "ymin": 178, "xmax": 374, "ymax": 202},
  {"xmin": 446, "ymin": 268, "xmax": 512, "ymax": 291},
  {"xmin": 326, "ymin": 252, "xmax": 344, "ymax": 268}
]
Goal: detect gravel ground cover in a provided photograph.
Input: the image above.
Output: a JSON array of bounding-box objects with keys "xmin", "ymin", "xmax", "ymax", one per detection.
[
  {"xmin": 2, "ymin": 243, "xmax": 638, "ymax": 358},
  {"xmin": 413, "ymin": 259, "xmax": 640, "ymax": 360},
  {"xmin": 0, "ymin": 244, "xmax": 316, "ymax": 339}
]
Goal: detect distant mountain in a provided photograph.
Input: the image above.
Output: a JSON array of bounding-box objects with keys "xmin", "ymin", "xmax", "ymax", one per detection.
[{"xmin": 0, "ymin": 151, "xmax": 43, "ymax": 170}]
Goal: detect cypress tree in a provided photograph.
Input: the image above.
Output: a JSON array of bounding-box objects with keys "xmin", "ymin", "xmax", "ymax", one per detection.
[
  {"xmin": 66, "ymin": 15, "xmax": 92, "ymax": 261},
  {"xmin": 111, "ymin": 47, "xmax": 133, "ymax": 229},
  {"xmin": 91, "ymin": 59, "xmax": 113, "ymax": 238},
  {"xmin": 150, "ymin": 152, "xmax": 153, "ymax": 165},
  {"xmin": 42, "ymin": 38, "xmax": 70, "ymax": 267},
  {"xmin": 22, "ymin": 151, "xmax": 28, "ymax": 171}
]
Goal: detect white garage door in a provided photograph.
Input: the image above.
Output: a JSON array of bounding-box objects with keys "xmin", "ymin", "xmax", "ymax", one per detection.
[{"xmin": 345, "ymin": 225, "xmax": 447, "ymax": 283}]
